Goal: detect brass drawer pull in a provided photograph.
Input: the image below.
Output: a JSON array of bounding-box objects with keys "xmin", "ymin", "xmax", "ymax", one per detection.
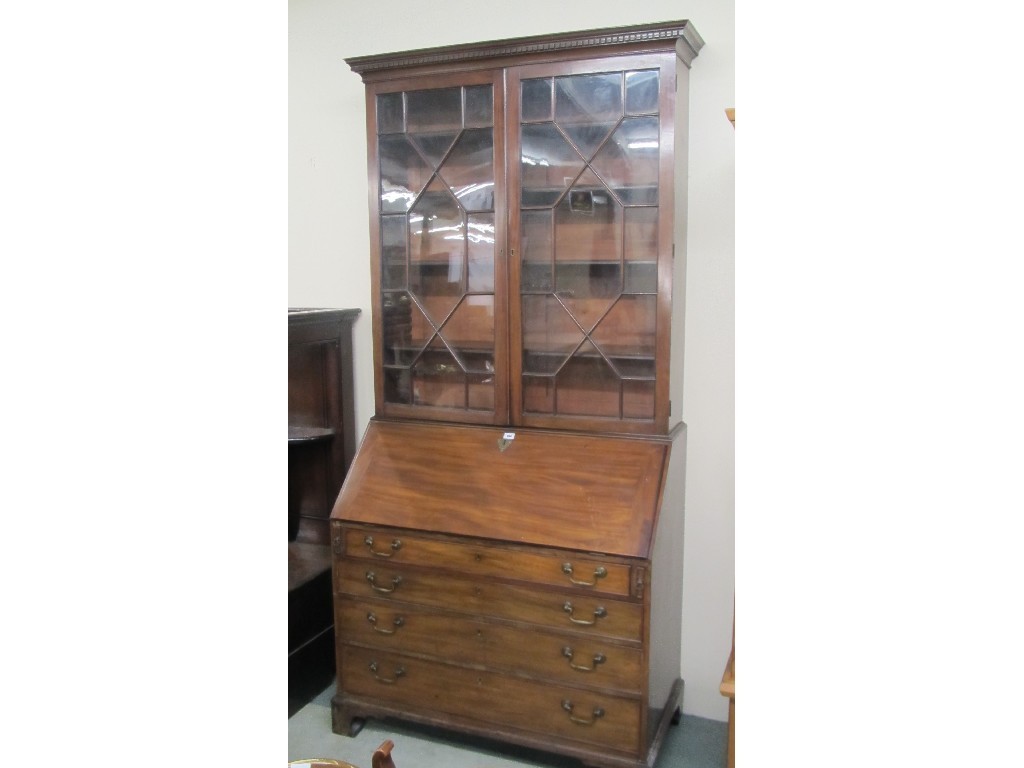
[
  {"xmin": 365, "ymin": 571, "xmax": 402, "ymax": 593},
  {"xmin": 368, "ymin": 661, "xmax": 405, "ymax": 684},
  {"xmin": 562, "ymin": 699, "xmax": 604, "ymax": 726},
  {"xmin": 364, "ymin": 535, "xmax": 402, "ymax": 558},
  {"xmin": 366, "ymin": 612, "xmax": 404, "ymax": 634},
  {"xmin": 562, "ymin": 562, "xmax": 607, "ymax": 586},
  {"xmin": 562, "ymin": 646, "xmax": 606, "ymax": 672},
  {"xmin": 563, "ymin": 601, "xmax": 607, "ymax": 625}
]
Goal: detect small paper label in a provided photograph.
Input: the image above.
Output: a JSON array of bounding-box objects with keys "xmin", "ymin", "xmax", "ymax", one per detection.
[{"xmin": 502, "ymin": 432, "xmax": 516, "ymax": 440}]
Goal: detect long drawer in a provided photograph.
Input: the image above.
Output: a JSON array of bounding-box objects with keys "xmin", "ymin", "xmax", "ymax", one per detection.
[
  {"xmin": 340, "ymin": 645, "xmax": 641, "ymax": 755},
  {"xmin": 336, "ymin": 524, "xmax": 635, "ymax": 598},
  {"xmin": 334, "ymin": 559, "xmax": 642, "ymax": 643},
  {"xmin": 337, "ymin": 597, "xmax": 642, "ymax": 694}
]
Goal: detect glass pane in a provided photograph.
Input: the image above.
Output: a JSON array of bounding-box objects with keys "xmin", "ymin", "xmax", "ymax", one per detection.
[
  {"xmin": 520, "ymin": 123, "xmax": 584, "ymax": 207},
  {"xmin": 379, "ymin": 135, "xmax": 432, "ymax": 213},
  {"xmin": 409, "ymin": 178, "xmax": 464, "ymax": 328},
  {"xmin": 591, "ymin": 116, "xmax": 660, "ymax": 205},
  {"xmin": 467, "ymin": 373, "xmax": 495, "ymax": 411},
  {"xmin": 381, "ymin": 215, "xmax": 407, "ymax": 290},
  {"xmin": 622, "ymin": 380, "xmax": 655, "ymax": 419},
  {"xmin": 383, "ymin": 368, "xmax": 412, "ymax": 404},
  {"xmin": 555, "ymin": 73, "xmax": 623, "ymax": 124},
  {"xmin": 467, "ymin": 213, "xmax": 495, "ymax": 293},
  {"xmin": 463, "ymin": 85, "xmax": 493, "ymax": 127},
  {"xmin": 521, "ymin": 78, "xmax": 552, "ymax": 122},
  {"xmin": 377, "ymin": 92, "xmax": 404, "ymax": 134},
  {"xmin": 441, "ymin": 128, "xmax": 494, "ymax": 212},
  {"xmin": 561, "ymin": 122, "xmax": 618, "ymax": 162},
  {"xmin": 412, "ymin": 338, "xmax": 466, "ymax": 408},
  {"xmin": 590, "ymin": 295, "xmax": 657, "ymax": 365},
  {"xmin": 408, "ymin": 132, "xmax": 459, "ymax": 169},
  {"xmin": 406, "ymin": 87, "xmax": 462, "ymax": 133},
  {"xmin": 441, "ymin": 295, "xmax": 495, "ymax": 373},
  {"xmin": 556, "ymin": 355, "xmax": 620, "ymax": 417},
  {"xmin": 624, "ymin": 207, "xmax": 658, "ymax": 293},
  {"xmin": 521, "ymin": 210, "xmax": 553, "ymax": 292},
  {"xmin": 381, "ymin": 292, "xmax": 424, "ymax": 366},
  {"xmin": 522, "ymin": 375, "xmax": 554, "ymax": 414},
  {"xmin": 625, "ymin": 70, "xmax": 660, "ymax": 115},
  {"xmin": 521, "ymin": 295, "xmax": 583, "ymax": 375},
  {"xmin": 554, "ymin": 171, "xmax": 621, "ymax": 261},
  {"xmin": 409, "ymin": 177, "xmax": 463, "ymax": 264}
]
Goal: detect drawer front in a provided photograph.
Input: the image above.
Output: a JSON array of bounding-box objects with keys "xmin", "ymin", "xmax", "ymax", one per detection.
[
  {"xmin": 337, "ymin": 525, "xmax": 634, "ymax": 598},
  {"xmin": 334, "ymin": 560, "xmax": 642, "ymax": 642},
  {"xmin": 340, "ymin": 645, "xmax": 641, "ymax": 755},
  {"xmin": 337, "ymin": 597, "xmax": 642, "ymax": 694}
]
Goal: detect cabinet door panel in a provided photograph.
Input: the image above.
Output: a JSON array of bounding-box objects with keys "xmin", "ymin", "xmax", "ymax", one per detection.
[
  {"xmin": 508, "ymin": 56, "xmax": 673, "ymax": 433},
  {"xmin": 369, "ymin": 72, "xmax": 507, "ymax": 424}
]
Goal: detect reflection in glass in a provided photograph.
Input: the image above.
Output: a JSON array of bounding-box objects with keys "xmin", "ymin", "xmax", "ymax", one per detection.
[
  {"xmin": 561, "ymin": 122, "xmax": 617, "ymax": 162},
  {"xmin": 521, "ymin": 78, "xmax": 552, "ymax": 122},
  {"xmin": 381, "ymin": 215, "xmax": 407, "ymax": 291},
  {"xmin": 463, "ymin": 85, "xmax": 493, "ymax": 128},
  {"xmin": 381, "ymin": 292, "xmax": 419, "ymax": 366},
  {"xmin": 379, "ymin": 135, "xmax": 432, "ymax": 213},
  {"xmin": 591, "ymin": 117, "xmax": 661, "ymax": 205},
  {"xmin": 377, "ymin": 83, "xmax": 497, "ymax": 411},
  {"xmin": 555, "ymin": 73, "xmax": 623, "ymax": 124},
  {"xmin": 625, "ymin": 70, "xmax": 660, "ymax": 115},
  {"xmin": 467, "ymin": 213, "xmax": 495, "ymax": 293},
  {"xmin": 442, "ymin": 295, "xmax": 495, "ymax": 373},
  {"xmin": 441, "ymin": 128, "xmax": 494, "ymax": 211},
  {"xmin": 521, "ymin": 295, "xmax": 584, "ymax": 375},
  {"xmin": 516, "ymin": 66, "xmax": 662, "ymax": 423},
  {"xmin": 377, "ymin": 92, "xmax": 404, "ymax": 134},
  {"xmin": 624, "ymin": 207, "xmax": 658, "ymax": 293},
  {"xmin": 409, "ymin": 132, "xmax": 459, "ymax": 169},
  {"xmin": 521, "ymin": 210, "xmax": 553, "ymax": 292},
  {"xmin": 591, "ymin": 295, "xmax": 657, "ymax": 366},
  {"xmin": 412, "ymin": 337, "xmax": 465, "ymax": 408},
  {"xmin": 406, "ymin": 87, "xmax": 462, "ymax": 133},
  {"xmin": 520, "ymin": 123, "xmax": 584, "ymax": 207}
]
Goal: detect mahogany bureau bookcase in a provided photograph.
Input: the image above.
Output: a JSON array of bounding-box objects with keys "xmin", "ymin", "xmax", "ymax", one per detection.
[{"xmin": 329, "ymin": 20, "xmax": 702, "ymax": 768}]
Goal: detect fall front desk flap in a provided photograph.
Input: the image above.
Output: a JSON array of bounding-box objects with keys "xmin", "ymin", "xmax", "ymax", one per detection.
[{"xmin": 331, "ymin": 419, "xmax": 677, "ymax": 559}]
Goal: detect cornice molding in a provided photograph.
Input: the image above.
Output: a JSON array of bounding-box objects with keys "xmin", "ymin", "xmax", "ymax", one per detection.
[{"xmin": 346, "ymin": 20, "xmax": 704, "ymax": 78}]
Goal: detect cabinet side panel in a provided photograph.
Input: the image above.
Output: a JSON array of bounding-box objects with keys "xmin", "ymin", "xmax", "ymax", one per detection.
[
  {"xmin": 669, "ymin": 63, "xmax": 690, "ymax": 430},
  {"xmin": 648, "ymin": 424, "xmax": 685, "ymax": 718}
]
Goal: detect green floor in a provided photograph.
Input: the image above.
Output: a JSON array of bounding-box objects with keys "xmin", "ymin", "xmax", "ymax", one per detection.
[{"xmin": 289, "ymin": 683, "xmax": 728, "ymax": 767}]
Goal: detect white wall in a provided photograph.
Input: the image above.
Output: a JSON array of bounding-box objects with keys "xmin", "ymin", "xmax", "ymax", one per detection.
[{"xmin": 289, "ymin": 0, "xmax": 735, "ymax": 721}]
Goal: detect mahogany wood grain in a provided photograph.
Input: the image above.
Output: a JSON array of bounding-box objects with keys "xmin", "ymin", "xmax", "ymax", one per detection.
[
  {"xmin": 341, "ymin": 645, "xmax": 642, "ymax": 754},
  {"xmin": 339, "ymin": 525, "xmax": 635, "ymax": 597},
  {"xmin": 336, "ymin": 597, "xmax": 644, "ymax": 694},
  {"xmin": 332, "ymin": 419, "xmax": 669, "ymax": 559},
  {"xmin": 334, "ymin": 558, "xmax": 642, "ymax": 642}
]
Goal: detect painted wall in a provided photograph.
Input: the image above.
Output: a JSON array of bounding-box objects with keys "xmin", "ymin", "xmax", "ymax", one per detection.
[{"xmin": 289, "ymin": 0, "xmax": 735, "ymax": 721}]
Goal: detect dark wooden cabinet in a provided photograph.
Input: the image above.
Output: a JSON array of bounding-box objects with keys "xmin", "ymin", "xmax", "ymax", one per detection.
[
  {"xmin": 331, "ymin": 20, "xmax": 701, "ymax": 768},
  {"xmin": 289, "ymin": 308, "xmax": 359, "ymax": 716}
]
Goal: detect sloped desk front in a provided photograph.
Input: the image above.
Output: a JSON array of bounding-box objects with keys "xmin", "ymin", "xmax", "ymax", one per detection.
[{"xmin": 329, "ymin": 419, "xmax": 686, "ymax": 768}]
